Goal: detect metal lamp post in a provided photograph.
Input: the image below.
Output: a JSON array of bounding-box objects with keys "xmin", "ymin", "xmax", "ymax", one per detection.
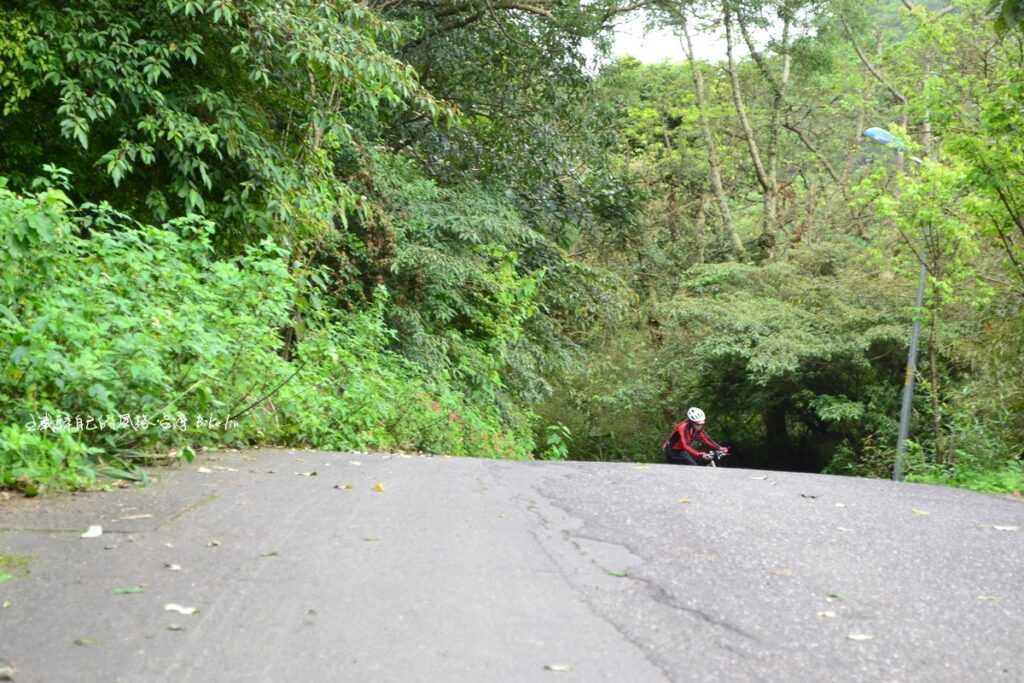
[{"xmin": 863, "ymin": 127, "xmax": 925, "ymax": 482}]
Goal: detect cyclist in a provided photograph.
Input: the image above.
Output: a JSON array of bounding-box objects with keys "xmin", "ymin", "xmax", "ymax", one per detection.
[{"xmin": 663, "ymin": 407, "xmax": 728, "ymax": 465}]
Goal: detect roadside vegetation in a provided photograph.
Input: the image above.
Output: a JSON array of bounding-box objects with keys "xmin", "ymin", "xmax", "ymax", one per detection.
[{"xmin": 1, "ymin": 0, "xmax": 1021, "ymax": 494}]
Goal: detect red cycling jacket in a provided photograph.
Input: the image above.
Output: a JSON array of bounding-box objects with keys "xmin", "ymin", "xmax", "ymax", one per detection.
[{"xmin": 663, "ymin": 419, "xmax": 722, "ymax": 458}]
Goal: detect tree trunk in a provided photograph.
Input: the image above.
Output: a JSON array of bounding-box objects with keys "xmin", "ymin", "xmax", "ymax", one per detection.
[
  {"xmin": 696, "ymin": 192, "xmax": 709, "ymax": 264},
  {"xmin": 929, "ymin": 306, "xmax": 945, "ymax": 463},
  {"xmin": 680, "ymin": 16, "xmax": 746, "ymax": 261},
  {"xmin": 724, "ymin": 3, "xmax": 774, "ymax": 250},
  {"xmin": 739, "ymin": 5, "xmax": 793, "ymax": 247}
]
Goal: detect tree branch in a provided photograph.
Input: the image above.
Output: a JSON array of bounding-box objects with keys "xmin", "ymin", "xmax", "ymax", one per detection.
[
  {"xmin": 902, "ymin": 1, "xmax": 957, "ymax": 16},
  {"xmin": 782, "ymin": 122, "xmax": 842, "ymax": 186},
  {"xmin": 724, "ymin": 4, "xmax": 771, "ymax": 193},
  {"xmin": 839, "ymin": 15, "xmax": 907, "ymax": 105},
  {"xmin": 737, "ymin": 12, "xmax": 781, "ymax": 97}
]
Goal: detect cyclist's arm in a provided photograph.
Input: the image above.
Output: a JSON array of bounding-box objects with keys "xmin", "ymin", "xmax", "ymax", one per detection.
[{"xmin": 698, "ymin": 431, "xmax": 722, "ymax": 450}]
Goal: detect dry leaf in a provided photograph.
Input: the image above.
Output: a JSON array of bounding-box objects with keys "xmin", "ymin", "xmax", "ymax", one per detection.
[
  {"xmin": 847, "ymin": 633, "xmax": 874, "ymax": 641},
  {"xmin": 334, "ymin": 484, "xmax": 353, "ymax": 491},
  {"xmin": 197, "ymin": 467, "xmax": 213, "ymax": 474},
  {"xmin": 677, "ymin": 498, "xmax": 690, "ymax": 504},
  {"xmin": 164, "ymin": 603, "xmax": 199, "ymax": 615},
  {"xmin": 817, "ymin": 610, "xmax": 837, "ymax": 618},
  {"xmin": 167, "ymin": 624, "xmax": 185, "ymax": 632},
  {"xmin": 208, "ymin": 539, "xmax": 221, "ymax": 547},
  {"xmin": 81, "ymin": 525, "xmax": 103, "ymax": 539},
  {"xmin": 296, "ymin": 471, "xmax": 318, "ymax": 477},
  {"xmin": 120, "ymin": 513, "xmax": 153, "ymax": 521},
  {"xmin": 164, "ymin": 563, "xmax": 182, "ymax": 571},
  {"xmin": 373, "ymin": 482, "xmax": 385, "ymax": 492},
  {"xmin": 113, "ymin": 585, "xmax": 144, "ymax": 594},
  {"xmin": 544, "ymin": 664, "xmax": 573, "ymax": 672},
  {"xmin": 2, "ymin": 601, "xmax": 11, "ymax": 608},
  {"xmin": 992, "ymin": 525, "xmax": 1019, "ymax": 531},
  {"xmin": 978, "ymin": 595, "xmax": 1000, "ymax": 602},
  {"xmin": 912, "ymin": 508, "xmax": 929, "ymax": 516},
  {"xmin": 349, "ymin": 461, "xmax": 362, "ymax": 466}
]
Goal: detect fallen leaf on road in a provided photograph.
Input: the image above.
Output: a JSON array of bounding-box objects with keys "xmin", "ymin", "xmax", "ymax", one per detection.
[
  {"xmin": 81, "ymin": 525, "xmax": 103, "ymax": 539},
  {"xmin": 800, "ymin": 494, "xmax": 818, "ymax": 499},
  {"xmin": 113, "ymin": 585, "xmax": 145, "ymax": 594},
  {"xmin": 373, "ymin": 482, "xmax": 385, "ymax": 492},
  {"xmin": 992, "ymin": 525, "xmax": 1019, "ymax": 531},
  {"xmin": 0, "ymin": 658, "xmax": 13, "ymax": 681},
  {"xmin": 119, "ymin": 514, "xmax": 153, "ymax": 521},
  {"xmin": 260, "ymin": 551, "xmax": 279, "ymax": 558},
  {"xmin": 544, "ymin": 664, "xmax": 573, "ymax": 672},
  {"xmin": 296, "ymin": 471, "xmax": 318, "ymax": 477},
  {"xmin": 2, "ymin": 601, "xmax": 11, "ymax": 608},
  {"xmin": 73, "ymin": 638, "xmax": 98, "ymax": 646},
  {"xmin": 607, "ymin": 570, "xmax": 628, "ymax": 577},
  {"xmin": 208, "ymin": 540, "xmax": 221, "ymax": 547},
  {"xmin": 334, "ymin": 484, "xmax": 353, "ymax": 491},
  {"xmin": 750, "ymin": 475, "xmax": 768, "ymax": 480},
  {"xmin": 837, "ymin": 526, "xmax": 853, "ymax": 532},
  {"xmin": 164, "ymin": 563, "xmax": 182, "ymax": 571},
  {"xmin": 167, "ymin": 624, "xmax": 185, "ymax": 632},
  {"xmin": 835, "ymin": 503, "xmax": 847, "ymax": 508},
  {"xmin": 349, "ymin": 461, "xmax": 362, "ymax": 466},
  {"xmin": 978, "ymin": 595, "xmax": 1000, "ymax": 602},
  {"xmin": 677, "ymin": 498, "xmax": 690, "ymax": 504},
  {"xmin": 197, "ymin": 467, "xmax": 213, "ymax": 473},
  {"xmin": 212, "ymin": 466, "xmax": 238, "ymax": 472},
  {"xmin": 817, "ymin": 611, "xmax": 837, "ymax": 618},
  {"xmin": 847, "ymin": 633, "xmax": 874, "ymax": 641},
  {"xmin": 164, "ymin": 603, "xmax": 199, "ymax": 615},
  {"xmin": 826, "ymin": 593, "xmax": 843, "ymax": 602},
  {"xmin": 912, "ymin": 508, "xmax": 929, "ymax": 516}
]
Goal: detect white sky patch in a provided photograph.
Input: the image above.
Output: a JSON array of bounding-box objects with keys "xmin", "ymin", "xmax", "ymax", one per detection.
[{"xmin": 585, "ymin": 10, "xmax": 781, "ymax": 69}]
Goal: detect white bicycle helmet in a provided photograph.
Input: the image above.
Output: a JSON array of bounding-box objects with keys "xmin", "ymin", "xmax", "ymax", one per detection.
[{"xmin": 687, "ymin": 407, "xmax": 706, "ymax": 424}]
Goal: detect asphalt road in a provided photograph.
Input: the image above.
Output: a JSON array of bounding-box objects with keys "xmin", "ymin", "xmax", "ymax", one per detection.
[{"xmin": 1, "ymin": 449, "xmax": 1022, "ymax": 682}]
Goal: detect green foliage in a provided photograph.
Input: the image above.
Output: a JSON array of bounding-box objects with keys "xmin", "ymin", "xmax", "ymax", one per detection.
[
  {"xmin": 989, "ymin": 0, "xmax": 1024, "ymax": 34},
  {"xmin": 0, "ymin": 178, "xmax": 536, "ymax": 490},
  {"xmin": 540, "ymin": 423, "xmax": 573, "ymax": 461},
  {"xmin": 0, "ymin": 178, "xmax": 295, "ymax": 488},
  {"xmin": 272, "ymin": 288, "xmax": 533, "ymax": 459},
  {"xmin": 0, "ymin": 0, "xmax": 445, "ymax": 246}
]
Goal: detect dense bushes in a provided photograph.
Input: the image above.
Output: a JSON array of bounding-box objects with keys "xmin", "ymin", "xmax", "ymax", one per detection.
[{"xmin": 0, "ymin": 181, "xmax": 532, "ymax": 491}]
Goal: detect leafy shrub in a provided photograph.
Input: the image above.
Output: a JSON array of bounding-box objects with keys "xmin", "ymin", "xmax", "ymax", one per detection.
[{"xmin": 0, "ymin": 179, "xmax": 534, "ymax": 491}]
